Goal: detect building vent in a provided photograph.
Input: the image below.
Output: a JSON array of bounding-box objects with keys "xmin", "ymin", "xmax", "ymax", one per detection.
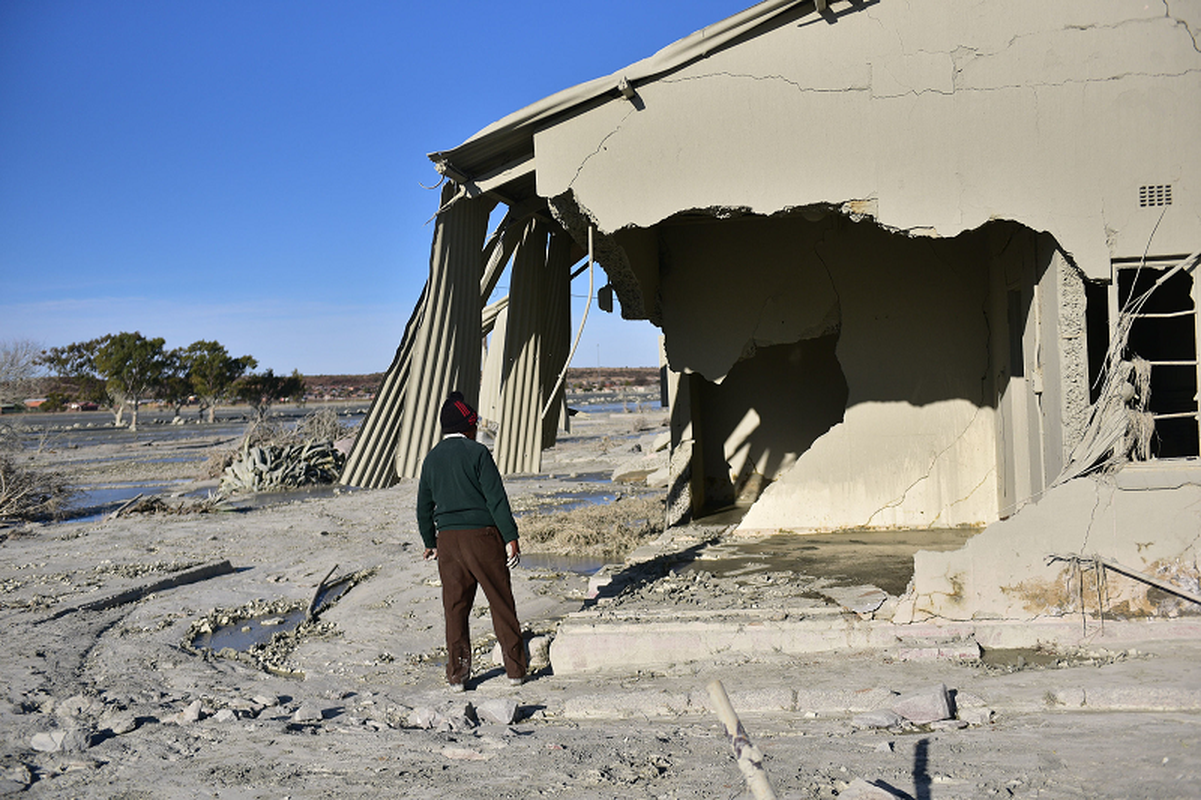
[{"xmin": 1139, "ymin": 184, "xmax": 1173, "ymax": 207}]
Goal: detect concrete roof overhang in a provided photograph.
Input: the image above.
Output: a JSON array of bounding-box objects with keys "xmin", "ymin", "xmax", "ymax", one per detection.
[{"xmin": 426, "ymin": 0, "xmax": 821, "ymax": 206}]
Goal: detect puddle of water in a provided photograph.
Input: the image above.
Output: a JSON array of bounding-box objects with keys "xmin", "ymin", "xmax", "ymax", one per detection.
[
  {"xmin": 519, "ymin": 553, "xmax": 607, "ymax": 575},
  {"xmin": 575, "ymin": 401, "xmax": 662, "ymax": 415},
  {"xmin": 508, "ymin": 472, "xmax": 612, "ymax": 486},
  {"xmin": 533, "ymin": 489, "xmax": 618, "ymax": 515},
  {"xmin": 219, "ymin": 484, "xmax": 360, "ymax": 511},
  {"xmin": 192, "ymin": 578, "xmax": 356, "ymax": 654},
  {"xmin": 979, "ymin": 647, "xmax": 1064, "ymax": 669},
  {"xmin": 311, "ymin": 578, "xmax": 353, "ymax": 616},
  {"xmin": 64, "ymin": 480, "xmax": 196, "ymax": 522},
  {"xmin": 63, "ymin": 455, "xmax": 205, "ymax": 466},
  {"xmin": 193, "ymin": 608, "xmax": 308, "ymax": 652},
  {"xmin": 683, "ymin": 528, "xmax": 981, "ymax": 596}
]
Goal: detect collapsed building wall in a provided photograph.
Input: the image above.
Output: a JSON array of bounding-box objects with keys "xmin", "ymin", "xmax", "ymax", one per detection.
[
  {"xmin": 342, "ymin": 197, "xmax": 581, "ymax": 486},
  {"xmin": 348, "ymin": 0, "xmax": 1200, "ymax": 591},
  {"xmin": 534, "ymin": 0, "xmax": 1199, "ymax": 532},
  {"xmin": 653, "ymin": 211, "xmax": 1003, "ymax": 529},
  {"xmin": 895, "ymin": 469, "xmax": 1201, "ymax": 622}
]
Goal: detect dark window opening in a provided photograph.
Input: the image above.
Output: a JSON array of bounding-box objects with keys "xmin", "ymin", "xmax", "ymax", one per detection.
[
  {"xmin": 1115, "ymin": 259, "xmax": 1199, "ymax": 458},
  {"xmin": 1085, "ymin": 280, "xmax": 1110, "ymax": 404}
]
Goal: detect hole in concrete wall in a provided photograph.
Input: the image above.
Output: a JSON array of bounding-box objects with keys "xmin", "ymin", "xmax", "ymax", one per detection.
[{"xmin": 695, "ymin": 334, "xmax": 848, "ymax": 517}]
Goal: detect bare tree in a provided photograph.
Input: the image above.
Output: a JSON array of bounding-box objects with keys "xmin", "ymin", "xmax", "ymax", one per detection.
[
  {"xmin": 0, "ymin": 422, "xmax": 75, "ymax": 520},
  {"xmin": 0, "ymin": 339, "xmax": 42, "ymax": 408}
]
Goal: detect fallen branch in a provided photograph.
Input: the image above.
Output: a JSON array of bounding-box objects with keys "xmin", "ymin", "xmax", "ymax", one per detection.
[
  {"xmin": 38, "ymin": 560, "xmax": 236, "ymax": 623},
  {"xmin": 308, "ymin": 564, "xmax": 339, "ymax": 622},
  {"xmin": 707, "ymin": 679, "xmax": 777, "ymax": 800},
  {"xmin": 108, "ymin": 493, "xmax": 145, "ymax": 519}
]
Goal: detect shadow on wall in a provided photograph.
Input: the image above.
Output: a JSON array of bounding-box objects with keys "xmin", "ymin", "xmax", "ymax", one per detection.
[{"xmin": 698, "ymin": 334, "xmax": 848, "ymax": 505}]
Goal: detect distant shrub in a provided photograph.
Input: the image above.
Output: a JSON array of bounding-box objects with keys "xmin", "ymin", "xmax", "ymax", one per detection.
[{"xmin": 0, "ymin": 424, "xmax": 75, "ymax": 520}]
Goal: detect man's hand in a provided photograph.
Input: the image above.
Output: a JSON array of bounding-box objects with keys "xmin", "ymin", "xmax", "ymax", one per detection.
[
  {"xmin": 423, "ymin": 548, "xmax": 437, "ymax": 561},
  {"xmin": 506, "ymin": 539, "xmax": 520, "ymax": 570}
]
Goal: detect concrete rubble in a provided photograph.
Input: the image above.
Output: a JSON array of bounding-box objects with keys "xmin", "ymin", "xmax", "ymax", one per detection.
[
  {"xmin": 291, "ymin": 703, "xmax": 324, "ymax": 724},
  {"xmin": 475, "ymin": 698, "xmax": 519, "ymax": 726},
  {"xmin": 888, "ymin": 684, "xmax": 952, "ymax": 726}
]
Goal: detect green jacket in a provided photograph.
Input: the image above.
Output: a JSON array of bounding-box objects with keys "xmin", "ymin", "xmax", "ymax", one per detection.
[{"xmin": 416, "ymin": 434, "xmax": 518, "ymax": 549}]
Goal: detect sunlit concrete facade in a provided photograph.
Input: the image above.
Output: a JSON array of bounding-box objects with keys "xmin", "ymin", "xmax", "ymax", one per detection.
[
  {"xmin": 348, "ymin": 0, "xmax": 1200, "ymax": 620},
  {"xmin": 529, "ymin": 1, "xmax": 1200, "ymax": 534}
]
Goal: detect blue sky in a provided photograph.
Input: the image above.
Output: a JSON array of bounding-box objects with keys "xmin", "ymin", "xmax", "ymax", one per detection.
[{"xmin": 0, "ymin": 1, "xmax": 750, "ymax": 375}]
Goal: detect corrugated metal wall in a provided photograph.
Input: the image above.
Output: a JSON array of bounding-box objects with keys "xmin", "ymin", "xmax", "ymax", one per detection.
[
  {"xmin": 341, "ymin": 190, "xmax": 581, "ymax": 487},
  {"xmin": 338, "ymin": 284, "xmax": 425, "ymax": 488},
  {"xmin": 393, "ymin": 184, "xmax": 494, "ymax": 478},
  {"xmin": 495, "ymin": 216, "xmax": 550, "ymax": 474},
  {"xmin": 540, "ymin": 230, "xmax": 574, "ymax": 449}
]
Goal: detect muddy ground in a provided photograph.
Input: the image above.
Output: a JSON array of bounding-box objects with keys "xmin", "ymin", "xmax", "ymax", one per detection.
[{"xmin": 1, "ymin": 401, "xmax": 1200, "ymax": 798}]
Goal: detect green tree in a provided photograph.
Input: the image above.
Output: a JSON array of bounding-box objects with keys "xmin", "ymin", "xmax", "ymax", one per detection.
[
  {"xmin": 92, "ymin": 332, "xmax": 168, "ymax": 431},
  {"xmin": 181, "ymin": 341, "xmax": 257, "ymax": 423},
  {"xmin": 158, "ymin": 349, "xmax": 194, "ymax": 419},
  {"xmin": 235, "ymin": 368, "xmax": 305, "ymax": 419},
  {"xmin": 39, "ymin": 336, "xmax": 113, "ymax": 415}
]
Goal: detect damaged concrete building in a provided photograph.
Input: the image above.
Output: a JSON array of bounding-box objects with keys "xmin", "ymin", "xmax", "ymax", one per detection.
[{"xmin": 347, "ymin": 0, "xmax": 1201, "ymax": 624}]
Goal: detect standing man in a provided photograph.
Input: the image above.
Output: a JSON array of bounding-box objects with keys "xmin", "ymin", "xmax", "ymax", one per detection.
[{"xmin": 417, "ymin": 391, "xmax": 527, "ymax": 691}]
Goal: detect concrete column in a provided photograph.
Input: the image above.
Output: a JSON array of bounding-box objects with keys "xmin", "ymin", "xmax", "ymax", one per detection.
[
  {"xmin": 495, "ymin": 216, "xmax": 549, "ymax": 474},
  {"xmin": 394, "ymin": 183, "xmax": 494, "ymax": 478}
]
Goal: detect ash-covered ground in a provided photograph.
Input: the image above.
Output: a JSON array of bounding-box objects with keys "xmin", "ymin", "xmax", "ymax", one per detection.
[{"xmin": 2, "ymin": 399, "xmax": 1199, "ymax": 799}]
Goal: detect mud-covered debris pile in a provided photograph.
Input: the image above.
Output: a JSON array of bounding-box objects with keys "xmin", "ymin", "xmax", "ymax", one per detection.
[
  {"xmin": 219, "ymin": 442, "xmax": 345, "ymax": 495},
  {"xmin": 113, "ymin": 495, "xmax": 219, "ymax": 517}
]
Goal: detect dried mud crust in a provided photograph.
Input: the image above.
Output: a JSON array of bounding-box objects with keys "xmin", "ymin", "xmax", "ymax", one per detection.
[
  {"xmin": 599, "ymin": 567, "xmax": 835, "ymax": 614},
  {"xmin": 3, "ymin": 404, "xmax": 1201, "ymax": 798},
  {"xmin": 0, "ymin": 558, "xmax": 206, "ymax": 612}
]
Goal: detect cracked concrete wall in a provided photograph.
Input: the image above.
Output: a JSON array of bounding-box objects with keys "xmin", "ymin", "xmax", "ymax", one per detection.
[
  {"xmin": 525, "ymin": 0, "xmax": 1198, "ymax": 535},
  {"xmin": 688, "ymin": 334, "xmax": 849, "ymax": 511},
  {"xmin": 895, "ymin": 472, "xmax": 1201, "ymax": 622},
  {"xmin": 658, "ymin": 214, "xmax": 840, "ymax": 382},
  {"xmin": 533, "ymin": 0, "xmax": 1201, "ymax": 281}
]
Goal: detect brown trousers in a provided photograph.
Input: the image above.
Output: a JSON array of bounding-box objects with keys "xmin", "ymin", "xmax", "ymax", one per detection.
[{"xmin": 436, "ymin": 526, "xmax": 526, "ymax": 685}]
